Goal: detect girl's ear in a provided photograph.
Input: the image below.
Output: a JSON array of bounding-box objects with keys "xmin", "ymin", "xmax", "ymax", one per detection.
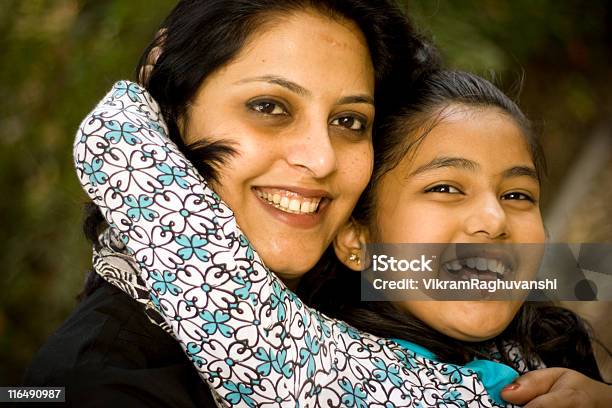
[{"xmin": 333, "ymin": 219, "xmax": 369, "ymax": 272}]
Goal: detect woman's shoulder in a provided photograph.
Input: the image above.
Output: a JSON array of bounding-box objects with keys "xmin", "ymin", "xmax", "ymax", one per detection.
[{"xmin": 23, "ymin": 279, "xmax": 216, "ymax": 407}]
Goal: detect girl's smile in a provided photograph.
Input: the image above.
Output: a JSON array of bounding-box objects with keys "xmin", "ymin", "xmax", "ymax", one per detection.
[
  {"xmin": 374, "ymin": 106, "xmax": 545, "ymax": 341},
  {"xmin": 337, "ymin": 104, "xmax": 546, "ymax": 341}
]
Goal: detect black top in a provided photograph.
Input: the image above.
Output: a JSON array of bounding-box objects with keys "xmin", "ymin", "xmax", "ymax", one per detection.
[{"xmin": 24, "ymin": 280, "xmax": 217, "ymax": 407}]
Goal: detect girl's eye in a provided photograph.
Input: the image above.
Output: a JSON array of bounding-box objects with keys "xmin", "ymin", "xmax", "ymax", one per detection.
[
  {"xmin": 501, "ymin": 192, "xmax": 535, "ymax": 202},
  {"xmin": 247, "ymin": 100, "xmax": 287, "ymax": 115},
  {"xmin": 330, "ymin": 115, "xmax": 366, "ymax": 131},
  {"xmin": 425, "ymin": 184, "xmax": 462, "ymax": 194}
]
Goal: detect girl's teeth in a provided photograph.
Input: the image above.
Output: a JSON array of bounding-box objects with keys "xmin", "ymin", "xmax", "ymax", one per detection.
[
  {"xmin": 448, "ymin": 257, "xmax": 509, "ymax": 277},
  {"xmin": 300, "ymin": 201, "xmax": 310, "ymax": 212},
  {"xmin": 280, "ymin": 196, "xmax": 290, "ymax": 208},
  {"xmin": 273, "ymin": 193, "xmax": 281, "ymax": 204}
]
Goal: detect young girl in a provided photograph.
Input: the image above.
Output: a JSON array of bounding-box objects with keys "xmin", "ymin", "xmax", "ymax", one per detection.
[{"xmin": 73, "ymin": 70, "xmax": 608, "ymax": 406}]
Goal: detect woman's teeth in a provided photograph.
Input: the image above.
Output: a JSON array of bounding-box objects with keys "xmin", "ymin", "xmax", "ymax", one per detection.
[
  {"xmin": 444, "ymin": 257, "xmax": 509, "ymax": 278},
  {"xmin": 256, "ymin": 189, "xmax": 321, "ymax": 215}
]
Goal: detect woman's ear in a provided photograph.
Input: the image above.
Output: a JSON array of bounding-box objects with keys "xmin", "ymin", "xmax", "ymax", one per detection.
[{"xmin": 333, "ymin": 219, "xmax": 369, "ymax": 271}]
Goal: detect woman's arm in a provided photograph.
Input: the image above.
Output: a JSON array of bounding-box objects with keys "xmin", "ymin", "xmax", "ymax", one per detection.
[{"xmin": 73, "ymin": 81, "xmax": 355, "ymax": 405}]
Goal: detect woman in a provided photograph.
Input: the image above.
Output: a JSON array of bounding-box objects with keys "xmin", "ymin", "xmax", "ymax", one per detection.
[
  {"xmin": 25, "ymin": 0, "xmax": 434, "ymax": 406},
  {"xmin": 70, "ymin": 69, "xmax": 611, "ymax": 406}
]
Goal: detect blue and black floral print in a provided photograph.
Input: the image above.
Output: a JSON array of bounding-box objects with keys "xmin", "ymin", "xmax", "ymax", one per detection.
[{"xmin": 75, "ymin": 81, "xmax": 528, "ymax": 407}]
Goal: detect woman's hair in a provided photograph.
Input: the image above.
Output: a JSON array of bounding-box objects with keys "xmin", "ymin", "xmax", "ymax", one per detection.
[
  {"xmin": 300, "ymin": 70, "xmax": 603, "ymax": 380},
  {"xmin": 80, "ymin": 0, "xmax": 439, "ymax": 295}
]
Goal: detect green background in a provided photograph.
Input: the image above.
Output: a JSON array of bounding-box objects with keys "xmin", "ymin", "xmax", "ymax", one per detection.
[{"xmin": 1, "ymin": 0, "xmax": 610, "ymax": 384}]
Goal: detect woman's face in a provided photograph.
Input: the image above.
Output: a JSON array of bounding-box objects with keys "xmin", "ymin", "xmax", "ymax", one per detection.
[
  {"xmin": 342, "ymin": 106, "xmax": 546, "ymax": 341},
  {"xmin": 182, "ymin": 11, "xmax": 375, "ymax": 287}
]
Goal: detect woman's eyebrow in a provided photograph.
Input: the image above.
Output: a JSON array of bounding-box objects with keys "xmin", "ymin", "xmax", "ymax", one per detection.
[
  {"xmin": 337, "ymin": 95, "xmax": 374, "ymax": 106},
  {"xmin": 235, "ymin": 75, "xmax": 374, "ymax": 105},
  {"xmin": 235, "ymin": 75, "xmax": 311, "ymax": 96},
  {"xmin": 409, "ymin": 157, "xmax": 478, "ymax": 177}
]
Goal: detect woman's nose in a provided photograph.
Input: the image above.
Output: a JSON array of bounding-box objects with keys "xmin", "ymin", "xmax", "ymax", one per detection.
[
  {"xmin": 284, "ymin": 121, "xmax": 337, "ymax": 178},
  {"xmin": 463, "ymin": 193, "xmax": 509, "ymax": 240}
]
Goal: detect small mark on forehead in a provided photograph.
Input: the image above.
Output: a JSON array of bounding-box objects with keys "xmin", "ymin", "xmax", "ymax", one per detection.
[{"xmin": 317, "ymin": 32, "xmax": 353, "ymax": 49}]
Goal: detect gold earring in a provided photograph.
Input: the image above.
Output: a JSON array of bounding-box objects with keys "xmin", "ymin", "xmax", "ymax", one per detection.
[{"xmin": 348, "ymin": 252, "xmax": 361, "ymax": 265}]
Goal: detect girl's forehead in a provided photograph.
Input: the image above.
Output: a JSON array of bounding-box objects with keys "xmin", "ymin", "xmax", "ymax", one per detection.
[{"xmin": 404, "ymin": 107, "xmax": 534, "ymax": 170}]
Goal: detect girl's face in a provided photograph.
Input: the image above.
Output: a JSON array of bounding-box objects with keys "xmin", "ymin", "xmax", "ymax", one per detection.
[
  {"xmin": 181, "ymin": 11, "xmax": 375, "ymax": 287},
  {"xmin": 338, "ymin": 106, "xmax": 546, "ymax": 341}
]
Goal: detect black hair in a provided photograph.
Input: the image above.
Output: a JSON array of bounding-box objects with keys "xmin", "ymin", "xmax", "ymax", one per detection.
[
  {"xmin": 299, "ymin": 70, "xmax": 604, "ymax": 380},
  {"xmin": 79, "ymin": 0, "xmax": 440, "ymax": 297}
]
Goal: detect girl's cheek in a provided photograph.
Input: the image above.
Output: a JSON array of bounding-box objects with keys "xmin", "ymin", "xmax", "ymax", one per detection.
[{"xmin": 510, "ymin": 212, "xmax": 546, "ymax": 243}]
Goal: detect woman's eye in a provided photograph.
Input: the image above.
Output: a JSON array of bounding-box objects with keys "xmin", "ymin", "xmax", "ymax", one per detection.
[
  {"xmin": 501, "ymin": 192, "xmax": 534, "ymax": 202},
  {"xmin": 425, "ymin": 184, "xmax": 462, "ymax": 194},
  {"xmin": 247, "ymin": 100, "xmax": 287, "ymax": 115},
  {"xmin": 331, "ymin": 115, "xmax": 366, "ymax": 131}
]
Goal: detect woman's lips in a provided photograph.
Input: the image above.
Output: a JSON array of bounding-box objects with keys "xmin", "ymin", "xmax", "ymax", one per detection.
[
  {"xmin": 254, "ymin": 187, "xmax": 323, "ymax": 214},
  {"xmin": 252, "ymin": 186, "xmax": 331, "ymax": 229}
]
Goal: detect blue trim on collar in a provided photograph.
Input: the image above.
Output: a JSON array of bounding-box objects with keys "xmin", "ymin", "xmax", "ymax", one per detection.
[{"xmin": 392, "ymin": 338, "xmax": 518, "ymax": 405}]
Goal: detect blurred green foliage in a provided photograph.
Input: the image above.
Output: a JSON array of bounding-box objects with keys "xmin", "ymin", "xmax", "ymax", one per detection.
[
  {"xmin": 0, "ymin": 0, "xmax": 175, "ymax": 383},
  {"xmin": 1, "ymin": 0, "xmax": 610, "ymax": 384}
]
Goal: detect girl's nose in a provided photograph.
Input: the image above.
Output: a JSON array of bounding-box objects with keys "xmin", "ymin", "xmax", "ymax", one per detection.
[{"xmin": 463, "ymin": 193, "xmax": 509, "ymax": 240}]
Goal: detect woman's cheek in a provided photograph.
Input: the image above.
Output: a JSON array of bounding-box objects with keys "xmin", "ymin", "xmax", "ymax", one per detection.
[{"xmin": 341, "ymin": 142, "xmax": 373, "ymax": 197}]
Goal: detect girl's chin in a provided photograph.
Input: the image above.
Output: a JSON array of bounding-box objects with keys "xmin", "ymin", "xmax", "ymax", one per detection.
[
  {"xmin": 443, "ymin": 310, "xmax": 518, "ymax": 341},
  {"xmin": 447, "ymin": 326, "xmax": 508, "ymax": 342}
]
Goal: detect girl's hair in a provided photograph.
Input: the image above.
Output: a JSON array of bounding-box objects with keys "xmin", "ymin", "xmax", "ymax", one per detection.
[
  {"xmin": 299, "ymin": 70, "xmax": 603, "ymax": 380},
  {"xmin": 79, "ymin": 0, "xmax": 439, "ymax": 295}
]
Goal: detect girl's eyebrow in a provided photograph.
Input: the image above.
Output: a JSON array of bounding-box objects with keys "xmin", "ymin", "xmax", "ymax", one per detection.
[
  {"xmin": 409, "ymin": 156, "xmax": 539, "ymax": 182},
  {"xmin": 409, "ymin": 157, "xmax": 478, "ymax": 176},
  {"xmin": 501, "ymin": 166, "xmax": 539, "ymax": 182}
]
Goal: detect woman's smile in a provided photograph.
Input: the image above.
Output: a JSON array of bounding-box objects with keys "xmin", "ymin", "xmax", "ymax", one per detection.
[
  {"xmin": 252, "ymin": 186, "xmax": 333, "ymax": 229},
  {"xmin": 181, "ymin": 10, "xmax": 375, "ymax": 282}
]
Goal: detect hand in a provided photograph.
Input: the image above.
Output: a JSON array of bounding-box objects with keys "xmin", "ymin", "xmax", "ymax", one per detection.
[
  {"xmin": 138, "ymin": 28, "xmax": 166, "ymax": 85},
  {"xmin": 501, "ymin": 367, "xmax": 612, "ymax": 408}
]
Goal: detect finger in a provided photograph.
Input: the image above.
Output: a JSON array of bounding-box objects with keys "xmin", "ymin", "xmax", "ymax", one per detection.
[
  {"xmin": 524, "ymin": 388, "xmax": 588, "ymax": 408},
  {"xmin": 139, "ymin": 29, "xmax": 166, "ymax": 85},
  {"xmin": 501, "ymin": 368, "xmax": 568, "ymax": 405},
  {"xmin": 138, "ymin": 65, "xmax": 154, "ymax": 86},
  {"xmin": 146, "ymin": 45, "xmax": 163, "ymax": 66}
]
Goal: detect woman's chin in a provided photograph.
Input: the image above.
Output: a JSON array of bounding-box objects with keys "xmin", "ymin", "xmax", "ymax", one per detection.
[{"xmin": 253, "ymin": 240, "xmax": 323, "ymax": 287}]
